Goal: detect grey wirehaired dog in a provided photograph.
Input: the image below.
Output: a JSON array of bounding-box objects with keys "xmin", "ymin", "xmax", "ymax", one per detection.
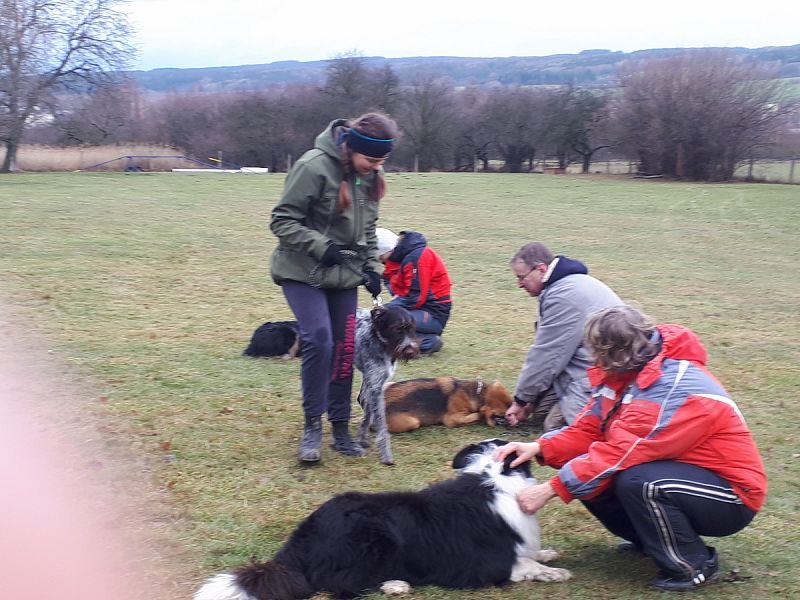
[{"xmin": 355, "ymin": 305, "xmax": 420, "ymax": 465}]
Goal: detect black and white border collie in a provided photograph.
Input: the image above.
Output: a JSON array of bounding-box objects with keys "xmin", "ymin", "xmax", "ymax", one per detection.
[{"xmin": 194, "ymin": 439, "xmax": 571, "ymax": 600}]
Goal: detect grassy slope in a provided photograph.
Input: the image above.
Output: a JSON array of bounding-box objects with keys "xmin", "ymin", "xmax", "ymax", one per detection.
[{"xmin": 1, "ymin": 172, "xmax": 798, "ymax": 598}]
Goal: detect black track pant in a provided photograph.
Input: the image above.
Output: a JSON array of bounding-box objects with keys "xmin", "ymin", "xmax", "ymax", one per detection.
[
  {"xmin": 282, "ymin": 281, "xmax": 357, "ymax": 422},
  {"xmin": 582, "ymin": 461, "xmax": 756, "ymax": 577}
]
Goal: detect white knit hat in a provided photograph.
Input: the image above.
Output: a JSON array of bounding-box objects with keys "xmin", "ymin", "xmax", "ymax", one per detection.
[{"xmin": 376, "ymin": 227, "xmax": 398, "ymax": 254}]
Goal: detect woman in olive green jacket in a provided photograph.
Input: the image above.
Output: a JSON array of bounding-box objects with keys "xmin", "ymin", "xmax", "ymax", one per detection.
[{"xmin": 270, "ymin": 112, "xmax": 397, "ymax": 463}]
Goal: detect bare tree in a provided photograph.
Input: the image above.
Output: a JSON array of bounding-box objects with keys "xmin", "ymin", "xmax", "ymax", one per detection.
[
  {"xmin": 149, "ymin": 91, "xmax": 231, "ymax": 163},
  {"xmin": 323, "ymin": 53, "xmax": 400, "ymax": 118},
  {"xmin": 0, "ymin": 0, "xmax": 133, "ymax": 171},
  {"xmin": 545, "ymin": 87, "xmax": 612, "ymax": 173},
  {"xmin": 52, "ymin": 80, "xmax": 146, "ymax": 145},
  {"xmin": 369, "ymin": 64, "xmax": 400, "ymax": 115},
  {"xmin": 397, "ymin": 76, "xmax": 457, "ymax": 171},
  {"xmin": 323, "ymin": 52, "xmax": 370, "ymax": 116},
  {"xmin": 222, "ymin": 91, "xmax": 298, "ymax": 171},
  {"xmin": 617, "ymin": 51, "xmax": 796, "ymax": 180},
  {"xmin": 482, "ymin": 87, "xmax": 547, "ymax": 172},
  {"xmin": 452, "ymin": 87, "xmax": 494, "ymax": 171}
]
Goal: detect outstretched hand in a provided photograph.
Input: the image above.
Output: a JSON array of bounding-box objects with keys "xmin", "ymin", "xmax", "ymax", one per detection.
[
  {"xmin": 517, "ymin": 482, "xmax": 557, "ymax": 514},
  {"xmin": 492, "ymin": 441, "xmax": 541, "ymax": 468},
  {"xmin": 505, "ymin": 401, "xmax": 535, "ymax": 427}
]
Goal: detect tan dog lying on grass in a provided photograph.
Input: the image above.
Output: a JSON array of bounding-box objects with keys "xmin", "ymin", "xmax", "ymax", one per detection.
[{"xmin": 385, "ymin": 377, "xmax": 513, "ymax": 433}]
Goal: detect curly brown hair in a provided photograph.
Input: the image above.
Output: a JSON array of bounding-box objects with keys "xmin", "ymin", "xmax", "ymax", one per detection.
[{"xmin": 584, "ymin": 305, "xmax": 659, "ymax": 372}]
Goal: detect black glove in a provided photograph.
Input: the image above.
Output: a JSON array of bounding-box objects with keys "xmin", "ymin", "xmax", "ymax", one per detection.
[
  {"xmin": 362, "ymin": 270, "xmax": 382, "ymax": 297},
  {"xmin": 320, "ymin": 243, "xmax": 348, "ymax": 267}
]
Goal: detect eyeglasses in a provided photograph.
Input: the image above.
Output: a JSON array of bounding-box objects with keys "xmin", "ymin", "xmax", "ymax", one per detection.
[{"xmin": 516, "ymin": 264, "xmax": 541, "ymax": 282}]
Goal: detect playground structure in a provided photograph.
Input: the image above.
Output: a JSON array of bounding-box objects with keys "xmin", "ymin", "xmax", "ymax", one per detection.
[{"xmin": 77, "ymin": 154, "xmax": 267, "ymax": 173}]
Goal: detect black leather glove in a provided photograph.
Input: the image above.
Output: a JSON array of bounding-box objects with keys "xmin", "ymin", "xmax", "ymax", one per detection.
[
  {"xmin": 362, "ymin": 270, "xmax": 382, "ymax": 297},
  {"xmin": 320, "ymin": 243, "xmax": 348, "ymax": 267}
]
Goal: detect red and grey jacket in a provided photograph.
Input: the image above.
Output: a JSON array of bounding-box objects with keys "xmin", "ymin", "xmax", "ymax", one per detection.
[
  {"xmin": 383, "ymin": 231, "xmax": 452, "ymax": 325},
  {"xmin": 538, "ymin": 324, "xmax": 767, "ymax": 512}
]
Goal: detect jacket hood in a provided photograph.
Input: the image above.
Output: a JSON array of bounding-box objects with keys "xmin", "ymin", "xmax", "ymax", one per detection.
[
  {"xmin": 314, "ymin": 119, "xmax": 347, "ymax": 160},
  {"xmin": 545, "ymin": 255, "xmax": 588, "ymax": 287},
  {"xmin": 390, "ymin": 230, "xmax": 427, "ymax": 261},
  {"xmin": 588, "ymin": 324, "xmax": 709, "ymax": 389}
]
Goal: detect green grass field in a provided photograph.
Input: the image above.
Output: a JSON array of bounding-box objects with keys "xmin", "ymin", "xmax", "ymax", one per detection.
[{"xmin": 2, "ymin": 172, "xmax": 799, "ymax": 598}]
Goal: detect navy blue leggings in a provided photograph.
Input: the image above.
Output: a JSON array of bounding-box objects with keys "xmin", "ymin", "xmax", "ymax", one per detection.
[
  {"xmin": 386, "ymin": 301, "xmax": 446, "ymax": 353},
  {"xmin": 282, "ymin": 281, "xmax": 357, "ymax": 422},
  {"xmin": 407, "ymin": 309, "xmax": 444, "ymax": 353},
  {"xmin": 582, "ymin": 461, "xmax": 756, "ymax": 577}
]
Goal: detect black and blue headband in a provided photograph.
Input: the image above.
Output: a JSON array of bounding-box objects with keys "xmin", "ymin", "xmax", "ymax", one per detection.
[{"xmin": 345, "ymin": 127, "xmax": 394, "ymax": 158}]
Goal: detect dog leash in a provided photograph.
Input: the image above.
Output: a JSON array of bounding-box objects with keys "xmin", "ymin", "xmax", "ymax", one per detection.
[
  {"xmin": 310, "ymin": 250, "xmax": 385, "ymax": 304},
  {"xmin": 309, "ymin": 249, "xmax": 365, "ymax": 287}
]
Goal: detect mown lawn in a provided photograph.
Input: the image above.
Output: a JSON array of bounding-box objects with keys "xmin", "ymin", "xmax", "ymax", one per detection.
[{"xmin": 1, "ymin": 172, "xmax": 798, "ymax": 598}]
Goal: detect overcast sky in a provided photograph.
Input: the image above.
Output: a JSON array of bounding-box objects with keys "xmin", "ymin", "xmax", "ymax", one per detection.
[{"xmin": 124, "ymin": 0, "xmax": 800, "ymax": 71}]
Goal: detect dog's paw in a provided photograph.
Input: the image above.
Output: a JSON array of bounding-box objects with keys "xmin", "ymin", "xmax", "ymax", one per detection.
[
  {"xmin": 511, "ymin": 559, "xmax": 572, "ymax": 583},
  {"xmin": 535, "ymin": 548, "xmax": 560, "ymax": 563},
  {"xmin": 380, "ymin": 580, "xmax": 412, "ymax": 595},
  {"xmin": 534, "ymin": 567, "xmax": 572, "ymax": 582}
]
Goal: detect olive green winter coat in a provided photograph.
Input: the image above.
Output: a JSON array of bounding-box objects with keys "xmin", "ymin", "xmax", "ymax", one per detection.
[{"xmin": 270, "ymin": 119, "xmax": 384, "ymax": 288}]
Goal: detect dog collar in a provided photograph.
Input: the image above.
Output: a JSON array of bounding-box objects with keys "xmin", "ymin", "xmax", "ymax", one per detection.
[
  {"xmin": 476, "ymin": 378, "xmax": 484, "ymax": 395},
  {"xmin": 372, "ymin": 323, "xmax": 388, "ymax": 346}
]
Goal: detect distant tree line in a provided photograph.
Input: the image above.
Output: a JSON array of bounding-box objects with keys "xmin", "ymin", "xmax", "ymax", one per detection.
[{"xmin": 3, "ymin": 2, "xmax": 798, "ymax": 179}]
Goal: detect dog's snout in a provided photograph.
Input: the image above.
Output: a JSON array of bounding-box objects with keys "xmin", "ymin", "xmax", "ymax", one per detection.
[{"xmin": 399, "ymin": 339, "xmax": 421, "ymax": 360}]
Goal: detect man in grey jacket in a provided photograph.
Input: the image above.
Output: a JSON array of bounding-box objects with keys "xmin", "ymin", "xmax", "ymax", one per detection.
[{"xmin": 506, "ymin": 242, "xmax": 623, "ymax": 430}]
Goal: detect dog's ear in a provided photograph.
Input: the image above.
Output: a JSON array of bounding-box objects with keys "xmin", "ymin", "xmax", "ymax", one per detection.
[
  {"xmin": 451, "ymin": 443, "xmax": 481, "ymax": 469},
  {"xmin": 501, "ymin": 450, "xmax": 533, "ymax": 478},
  {"xmin": 479, "ymin": 405, "xmax": 496, "ymax": 427},
  {"xmin": 451, "ymin": 439, "xmax": 508, "ymax": 469}
]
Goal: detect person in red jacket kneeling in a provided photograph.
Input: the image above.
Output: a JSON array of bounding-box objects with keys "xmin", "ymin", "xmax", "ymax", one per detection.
[
  {"xmin": 494, "ymin": 305, "xmax": 767, "ymax": 592},
  {"xmin": 376, "ymin": 228, "xmax": 452, "ymax": 355}
]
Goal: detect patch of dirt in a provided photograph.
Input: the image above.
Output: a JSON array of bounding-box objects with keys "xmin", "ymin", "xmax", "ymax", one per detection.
[{"xmin": 0, "ymin": 296, "xmax": 198, "ymax": 599}]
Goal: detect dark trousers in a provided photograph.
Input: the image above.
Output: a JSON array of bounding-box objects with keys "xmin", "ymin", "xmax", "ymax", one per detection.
[
  {"xmin": 392, "ymin": 304, "xmax": 445, "ymax": 353},
  {"xmin": 582, "ymin": 461, "xmax": 756, "ymax": 577},
  {"xmin": 282, "ymin": 281, "xmax": 357, "ymax": 422}
]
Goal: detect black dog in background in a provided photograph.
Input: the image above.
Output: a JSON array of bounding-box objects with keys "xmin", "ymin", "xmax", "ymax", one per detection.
[{"xmin": 243, "ymin": 321, "xmax": 301, "ymax": 359}]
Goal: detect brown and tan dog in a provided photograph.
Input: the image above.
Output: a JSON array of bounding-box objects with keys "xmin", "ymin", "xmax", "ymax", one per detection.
[{"xmin": 384, "ymin": 377, "xmax": 513, "ymax": 433}]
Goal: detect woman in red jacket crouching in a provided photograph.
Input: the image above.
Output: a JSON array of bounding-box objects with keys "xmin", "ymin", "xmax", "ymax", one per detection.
[
  {"xmin": 494, "ymin": 305, "xmax": 767, "ymax": 592},
  {"xmin": 377, "ymin": 228, "xmax": 452, "ymax": 355}
]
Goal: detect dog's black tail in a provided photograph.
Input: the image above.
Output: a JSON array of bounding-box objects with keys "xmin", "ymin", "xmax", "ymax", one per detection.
[{"xmin": 194, "ymin": 560, "xmax": 313, "ymax": 600}]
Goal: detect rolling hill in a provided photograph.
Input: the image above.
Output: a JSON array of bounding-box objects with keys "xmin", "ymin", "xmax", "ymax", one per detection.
[{"xmin": 128, "ymin": 44, "xmax": 800, "ymax": 92}]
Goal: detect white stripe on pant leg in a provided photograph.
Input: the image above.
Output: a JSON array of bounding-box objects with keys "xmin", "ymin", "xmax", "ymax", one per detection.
[
  {"xmin": 644, "ymin": 482, "xmax": 695, "ymax": 575},
  {"xmin": 652, "ymin": 478, "xmax": 742, "ymax": 504},
  {"xmin": 657, "ymin": 484, "xmax": 742, "ymax": 504}
]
